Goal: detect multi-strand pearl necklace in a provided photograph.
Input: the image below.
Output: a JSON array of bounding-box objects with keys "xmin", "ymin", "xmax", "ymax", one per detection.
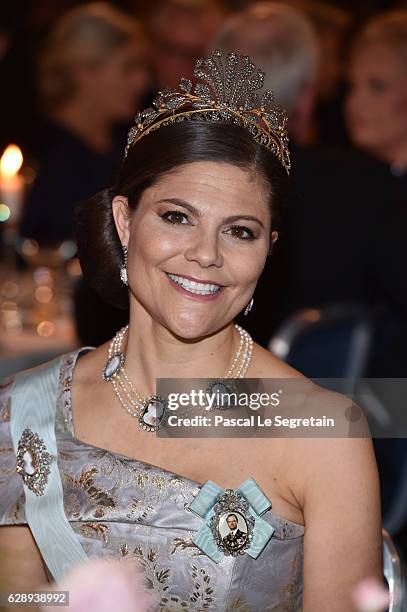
[{"xmin": 102, "ymin": 324, "xmax": 253, "ymax": 432}]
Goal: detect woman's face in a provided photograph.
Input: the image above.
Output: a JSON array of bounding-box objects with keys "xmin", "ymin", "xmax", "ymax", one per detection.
[
  {"xmin": 82, "ymin": 38, "xmax": 149, "ymax": 121},
  {"xmin": 114, "ymin": 161, "xmax": 275, "ymax": 340},
  {"xmin": 345, "ymin": 42, "xmax": 407, "ymax": 161}
]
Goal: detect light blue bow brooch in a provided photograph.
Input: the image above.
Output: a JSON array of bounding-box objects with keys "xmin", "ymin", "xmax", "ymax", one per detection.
[{"xmin": 187, "ymin": 477, "xmax": 275, "ymax": 563}]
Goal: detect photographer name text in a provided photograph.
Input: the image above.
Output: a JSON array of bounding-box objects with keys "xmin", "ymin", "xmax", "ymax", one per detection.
[{"xmin": 166, "ymin": 414, "xmax": 335, "ymax": 429}]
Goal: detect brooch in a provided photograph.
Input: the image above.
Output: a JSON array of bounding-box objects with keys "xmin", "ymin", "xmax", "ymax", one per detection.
[
  {"xmin": 188, "ymin": 477, "xmax": 275, "ymax": 563},
  {"xmin": 15, "ymin": 428, "xmax": 55, "ymax": 496}
]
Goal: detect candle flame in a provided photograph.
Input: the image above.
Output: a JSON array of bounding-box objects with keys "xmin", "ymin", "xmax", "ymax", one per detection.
[{"xmin": 0, "ymin": 145, "xmax": 23, "ymax": 178}]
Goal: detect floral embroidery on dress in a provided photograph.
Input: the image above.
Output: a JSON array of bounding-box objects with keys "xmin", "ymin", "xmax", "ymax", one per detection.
[
  {"xmin": 170, "ymin": 536, "xmax": 204, "ymax": 557},
  {"xmin": 226, "ymin": 598, "xmax": 251, "ymax": 611},
  {"xmin": 185, "ymin": 564, "xmax": 215, "ymax": 610},
  {"xmin": 125, "ymin": 498, "xmax": 155, "ymax": 523},
  {"xmin": 0, "ymin": 378, "xmax": 12, "ymax": 422},
  {"xmin": 61, "ymin": 466, "xmax": 117, "ymax": 519},
  {"xmin": 75, "ymin": 521, "xmax": 110, "ymax": 546},
  {"xmin": 0, "ymin": 399, "xmax": 11, "ymax": 422},
  {"xmin": 270, "ymin": 551, "xmax": 303, "ymax": 611},
  {"xmin": 129, "ymin": 546, "xmax": 171, "ymax": 597},
  {"xmin": 7, "ymin": 494, "xmax": 26, "ymax": 523}
]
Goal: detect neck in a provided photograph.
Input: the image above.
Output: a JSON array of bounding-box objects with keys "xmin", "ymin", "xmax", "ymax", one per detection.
[
  {"xmin": 51, "ymin": 99, "xmax": 113, "ymax": 153},
  {"xmin": 121, "ymin": 307, "xmax": 242, "ymax": 398}
]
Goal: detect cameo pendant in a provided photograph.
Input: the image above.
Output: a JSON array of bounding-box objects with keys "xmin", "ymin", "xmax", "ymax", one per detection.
[
  {"xmin": 138, "ymin": 396, "xmax": 167, "ymax": 432},
  {"xmin": 103, "ymin": 353, "xmax": 124, "ymax": 381}
]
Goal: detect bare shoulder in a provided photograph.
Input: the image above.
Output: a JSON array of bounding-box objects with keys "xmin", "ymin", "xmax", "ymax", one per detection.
[
  {"xmin": 69, "ymin": 342, "xmax": 113, "ymax": 419},
  {"xmin": 250, "ymin": 343, "xmax": 375, "ymax": 503},
  {"xmin": 72, "ymin": 341, "xmax": 110, "ymax": 385},
  {"xmin": 251, "ymin": 342, "xmax": 306, "ymax": 378}
]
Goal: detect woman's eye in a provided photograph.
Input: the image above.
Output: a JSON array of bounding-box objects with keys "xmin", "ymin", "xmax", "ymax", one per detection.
[
  {"xmin": 161, "ymin": 210, "xmax": 189, "ymax": 224},
  {"xmin": 368, "ymin": 78, "xmax": 390, "ymax": 93},
  {"xmin": 226, "ymin": 226, "xmax": 255, "ymax": 240}
]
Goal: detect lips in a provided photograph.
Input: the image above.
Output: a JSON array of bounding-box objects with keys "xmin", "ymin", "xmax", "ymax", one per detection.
[{"xmin": 165, "ymin": 272, "xmax": 223, "ymax": 296}]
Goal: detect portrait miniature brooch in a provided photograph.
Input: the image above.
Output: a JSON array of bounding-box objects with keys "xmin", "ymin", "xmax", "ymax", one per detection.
[
  {"xmin": 15, "ymin": 428, "xmax": 54, "ymax": 496},
  {"xmin": 188, "ymin": 477, "xmax": 275, "ymax": 563}
]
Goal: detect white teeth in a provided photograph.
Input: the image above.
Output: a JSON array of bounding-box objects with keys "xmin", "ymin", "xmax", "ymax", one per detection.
[{"xmin": 167, "ymin": 273, "xmax": 221, "ymax": 295}]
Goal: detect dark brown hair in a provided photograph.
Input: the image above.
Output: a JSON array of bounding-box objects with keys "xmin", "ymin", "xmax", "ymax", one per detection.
[{"xmin": 75, "ymin": 121, "xmax": 288, "ymax": 309}]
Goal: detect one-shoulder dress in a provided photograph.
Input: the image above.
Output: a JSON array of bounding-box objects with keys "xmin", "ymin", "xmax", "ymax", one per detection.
[{"xmin": 0, "ymin": 349, "xmax": 305, "ymax": 611}]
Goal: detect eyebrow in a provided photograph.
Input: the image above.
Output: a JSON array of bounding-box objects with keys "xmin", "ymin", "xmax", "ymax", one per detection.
[{"xmin": 155, "ymin": 198, "xmax": 265, "ymax": 229}]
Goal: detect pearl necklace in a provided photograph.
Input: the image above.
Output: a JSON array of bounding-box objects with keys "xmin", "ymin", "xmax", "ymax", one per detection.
[{"xmin": 103, "ymin": 324, "xmax": 253, "ymax": 432}]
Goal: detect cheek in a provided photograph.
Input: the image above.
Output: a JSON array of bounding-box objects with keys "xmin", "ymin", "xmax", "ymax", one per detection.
[
  {"xmin": 374, "ymin": 91, "xmax": 407, "ymax": 139},
  {"xmin": 389, "ymin": 89, "xmax": 407, "ymax": 119},
  {"xmin": 128, "ymin": 225, "xmax": 177, "ymax": 270},
  {"xmin": 231, "ymin": 247, "xmax": 268, "ymax": 285},
  {"xmin": 369, "ymin": 87, "xmax": 407, "ymax": 116}
]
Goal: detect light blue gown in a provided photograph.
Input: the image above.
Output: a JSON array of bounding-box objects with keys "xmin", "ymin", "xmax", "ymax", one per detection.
[{"xmin": 0, "ymin": 349, "xmax": 304, "ymax": 611}]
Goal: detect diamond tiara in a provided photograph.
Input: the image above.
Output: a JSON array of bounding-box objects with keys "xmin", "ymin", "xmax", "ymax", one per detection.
[{"xmin": 124, "ymin": 49, "xmax": 291, "ymax": 174}]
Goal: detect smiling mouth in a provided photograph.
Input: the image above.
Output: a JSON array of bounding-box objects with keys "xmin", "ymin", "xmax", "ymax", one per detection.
[{"xmin": 166, "ymin": 273, "xmax": 223, "ymax": 295}]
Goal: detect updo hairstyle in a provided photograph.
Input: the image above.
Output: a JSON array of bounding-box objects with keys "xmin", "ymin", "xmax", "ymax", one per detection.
[{"xmin": 75, "ymin": 121, "xmax": 289, "ymax": 309}]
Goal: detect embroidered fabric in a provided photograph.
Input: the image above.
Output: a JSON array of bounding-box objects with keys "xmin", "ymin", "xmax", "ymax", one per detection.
[{"xmin": 0, "ymin": 350, "xmax": 305, "ymax": 611}]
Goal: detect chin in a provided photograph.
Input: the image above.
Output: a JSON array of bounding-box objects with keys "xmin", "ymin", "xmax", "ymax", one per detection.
[
  {"xmin": 351, "ymin": 126, "xmax": 378, "ymax": 150},
  {"xmin": 165, "ymin": 316, "xmax": 220, "ymax": 341}
]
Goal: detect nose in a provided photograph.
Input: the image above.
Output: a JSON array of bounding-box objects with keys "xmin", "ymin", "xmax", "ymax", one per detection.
[
  {"xmin": 346, "ymin": 82, "xmax": 365, "ymax": 115},
  {"xmin": 184, "ymin": 228, "xmax": 223, "ymax": 268}
]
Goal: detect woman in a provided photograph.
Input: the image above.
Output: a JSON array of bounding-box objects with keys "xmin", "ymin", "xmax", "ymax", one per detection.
[
  {"xmin": 345, "ymin": 10, "xmax": 407, "ymax": 185},
  {"xmin": 20, "ymin": 2, "xmax": 149, "ymax": 247},
  {"xmin": 19, "ymin": 2, "xmax": 148, "ymax": 345},
  {"xmin": 0, "ymin": 50, "xmax": 381, "ymax": 610}
]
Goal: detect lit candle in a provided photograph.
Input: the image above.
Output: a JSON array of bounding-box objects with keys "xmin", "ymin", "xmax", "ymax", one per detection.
[{"xmin": 0, "ymin": 144, "xmax": 24, "ymax": 224}]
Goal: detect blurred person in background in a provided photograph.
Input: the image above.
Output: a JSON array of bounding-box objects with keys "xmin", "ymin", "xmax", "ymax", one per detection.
[
  {"xmin": 214, "ymin": 2, "xmax": 404, "ymax": 349},
  {"xmin": 214, "ymin": 2, "xmax": 407, "ymax": 369},
  {"xmin": 213, "ymin": 2, "xmax": 319, "ymax": 146},
  {"xmin": 147, "ymin": 0, "xmax": 224, "ymax": 89},
  {"xmin": 18, "ymin": 2, "xmax": 149, "ymax": 346},
  {"xmin": 284, "ymin": 0, "xmax": 351, "ymax": 147},
  {"xmin": 19, "ymin": 2, "xmax": 149, "ymax": 247},
  {"xmin": 345, "ymin": 10, "xmax": 407, "ymax": 377},
  {"xmin": 346, "ymin": 10, "xmax": 407, "ymax": 198},
  {"xmin": 0, "ymin": 0, "xmax": 76, "ymax": 155}
]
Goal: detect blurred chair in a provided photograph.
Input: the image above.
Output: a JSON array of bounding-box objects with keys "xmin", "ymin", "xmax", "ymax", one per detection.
[
  {"xmin": 382, "ymin": 454, "xmax": 407, "ymax": 537},
  {"xmin": 268, "ymin": 304, "xmax": 407, "ymax": 520},
  {"xmin": 268, "ymin": 303, "xmax": 372, "ymax": 389},
  {"xmin": 383, "ymin": 527, "xmax": 404, "ymax": 611}
]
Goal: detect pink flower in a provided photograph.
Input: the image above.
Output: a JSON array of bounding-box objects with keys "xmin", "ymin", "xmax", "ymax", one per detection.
[
  {"xmin": 352, "ymin": 576, "xmax": 391, "ymax": 612},
  {"xmin": 40, "ymin": 557, "xmax": 156, "ymax": 612}
]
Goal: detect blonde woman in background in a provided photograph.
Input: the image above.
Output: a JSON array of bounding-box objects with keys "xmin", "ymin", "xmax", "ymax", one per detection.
[
  {"xmin": 346, "ymin": 10, "xmax": 407, "ymax": 178},
  {"xmin": 19, "ymin": 2, "xmax": 149, "ymax": 346},
  {"xmin": 20, "ymin": 2, "xmax": 149, "ymax": 248}
]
